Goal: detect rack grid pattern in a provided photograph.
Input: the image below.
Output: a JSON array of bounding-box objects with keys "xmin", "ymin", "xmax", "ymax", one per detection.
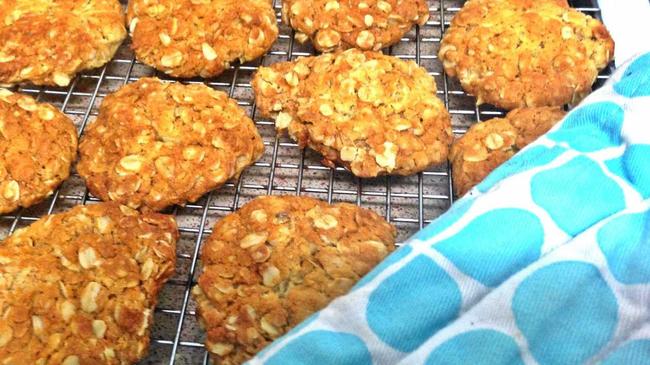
[{"xmin": 0, "ymin": 0, "xmax": 612, "ymax": 363}]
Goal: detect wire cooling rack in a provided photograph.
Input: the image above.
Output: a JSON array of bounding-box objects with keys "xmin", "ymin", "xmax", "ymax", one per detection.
[{"xmin": 0, "ymin": 0, "xmax": 613, "ymax": 363}]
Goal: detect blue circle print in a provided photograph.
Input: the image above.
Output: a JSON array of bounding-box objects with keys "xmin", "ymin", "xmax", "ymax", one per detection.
[
  {"xmin": 614, "ymin": 52, "xmax": 650, "ymax": 98},
  {"xmin": 623, "ymin": 145, "xmax": 650, "ymax": 198},
  {"xmin": 513, "ymin": 261, "xmax": 618, "ymax": 365},
  {"xmin": 435, "ymin": 209, "xmax": 544, "ymax": 287},
  {"xmin": 477, "ymin": 145, "xmax": 566, "ymax": 193},
  {"xmin": 602, "ymin": 340, "xmax": 650, "ymax": 365},
  {"xmin": 605, "ymin": 157, "xmax": 626, "ymax": 182},
  {"xmin": 605, "ymin": 145, "xmax": 650, "ymax": 199},
  {"xmin": 353, "ymin": 245, "xmax": 413, "ymax": 290},
  {"xmin": 266, "ymin": 330, "xmax": 372, "ymax": 365},
  {"xmin": 425, "ymin": 330, "xmax": 525, "ymax": 365},
  {"xmin": 547, "ymin": 102, "xmax": 624, "ymax": 152},
  {"xmin": 413, "ymin": 196, "xmax": 475, "ymax": 241},
  {"xmin": 531, "ymin": 156, "xmax": 626, "ymax": 236},
  {"xmin": 366, "ymin": 255, "xmax": 462, "ymax": 352},
  {"xmin": 598, "ymin": 211, "xmax": 650, "ymax": 284}
]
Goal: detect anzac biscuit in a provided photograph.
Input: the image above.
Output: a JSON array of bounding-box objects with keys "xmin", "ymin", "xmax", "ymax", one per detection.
[
  {"xmin": 77, "ymin": 78, "xmax": 264, "ymax": 212},
  {"xmin": 439, "ymin": 0, "xmax": 614, "ymax": 110},
  {"xmin": 282, "ymin": 0, "xmax": 429, "ymax": 52},
  {"xmin": 127, "ymin": 0, "xmax": 278, "ymax": 78},
  {"xmin": 450, "ymin": 107, "xmax": 566, "ymax": 196},
  {"xmin": 193, "ymin": 195, "xmax": 396, "ymax": 364},
  {"xmin": 0, "ymin": 89, "xmax": 78, "ymax": 214},
  {"xmin": 0, "ymin": 0, "xmax": 126, "ymax": 86},
  {"xmin": 252, "ymin": 49, "xmax": 453, "ymax": 177},
  {"xmin": 0, "ymin": 202, "xmax": 178, "ymax": 364}
]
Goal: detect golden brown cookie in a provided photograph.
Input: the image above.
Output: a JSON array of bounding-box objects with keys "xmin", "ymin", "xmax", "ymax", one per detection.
[
  {"xmin": 252, "ymin": 49, "xmax": 453, "ymax": 177},
  {"xmin": 77, "ymin": 78, "xmax": 264, "ymax": 212},
  {"xmin": 450, "ymin": 107, "xmax": 566, "ymax": 196},
  {"xmin": 0, "ymin": 0, "xmax": 126, "ymax": 86},
  {"xmin": 0, "ymin": 202, "xmax": 178, "ymax": 364},
  {"xmin": 127, "ymin": 0, "xmax": 278, "ymax": 78},
  {"xmin": 0, "ymin": 89, "xmax": 78, "ymax": 214},
  {"xmin": 193, "ymin": 195, "xmax": 396, "ymax": 364},
  {"xmin": 282, "ymin": 0, "xmax": 429, "ymax": 52},
  {"xmin": 439, "ymin": 0, "xmax": 614, "ymax": 110}
]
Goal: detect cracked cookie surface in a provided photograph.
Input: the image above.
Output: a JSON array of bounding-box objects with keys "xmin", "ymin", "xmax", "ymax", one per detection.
[
  {"xmin": 127, "ymin": 0, "xmax": 278, "ymax": 78},
  {"xmin": 77, "ymin": 78, "xmax": 264, "ymax": 212},
  {"xmin": 439, "ymin": 0, "xmax": 614, "ymax": 110},
  {"xmin": 0, "ymin": 0, "xmax": 126, "ymax": 86},
  {"xmin": 450, "ymin": 107, "xmax": 566, "ymax": 196},
  {"xmin": 0, "ymin": 202, "xmax": 178, "ymax": 364},
  {"xmin": 282, "ymin": 0, "xmax": 429, "ymax": 52},
  {"xmin": 252, "ymin": 49, "xmax": 452, "ymax": 178},
  {"xmin": 193, "ymin": 195, "xmax": 395, "ymax": 364},
  {"xmin": 0, "ymin": 89, "xmax": 78, "ymax": 214}
]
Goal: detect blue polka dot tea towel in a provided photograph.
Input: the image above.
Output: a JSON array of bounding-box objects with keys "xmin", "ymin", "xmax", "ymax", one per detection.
[{"xmin": 247, "ymin": 51, "xmax": 650, "ymax": 365}]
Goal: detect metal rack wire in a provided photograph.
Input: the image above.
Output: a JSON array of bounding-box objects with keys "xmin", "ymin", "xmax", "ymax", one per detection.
[{"xmin": 0, "ymin": 0, "xmax": 612, "ymax": 363}]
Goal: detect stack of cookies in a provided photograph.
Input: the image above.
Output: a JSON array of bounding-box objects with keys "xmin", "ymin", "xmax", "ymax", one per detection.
[{"xmin": 0, "ymin": 0, "xmax": 614, "ymax": 363}]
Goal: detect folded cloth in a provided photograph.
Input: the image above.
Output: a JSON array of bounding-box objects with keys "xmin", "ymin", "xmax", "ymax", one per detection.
[{"xmin": 247, "ymin": 51, "xmax": 650, "ymax": 365}]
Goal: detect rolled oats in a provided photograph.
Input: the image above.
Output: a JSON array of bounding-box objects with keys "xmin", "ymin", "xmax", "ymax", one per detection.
[
  {"xmin": 450, "ymin": 107, "xmax": 566, "ymax": 196},
  {"xmin": 355, "ymin": 30, "xmax": 376, "ymax": 49},
  {"xmin": 0, "ymin": 0, "xmax": 126, "ymax": 86},
  {"xmin": 127, "ymin": 0, "xmax": 278, "ymax": 78},
  {"xmin": 252, "ymin": 49, "xmax": 453, "ymax": 178},
  {"xmin": 92, "ymin": 320, "xmax": 107, "ymax": 339},
  {"xmin": 0, "ymin": 89, "xmax": 77, "ymax": 214},
  {"xmin": 282, "ymin": 0, "xmax": 429, "ymax": 52},
  {"xmin": 77, "ymin": 78, "xmax": 264, "ymax": 212},
  {"xmin": 78, "ymin": 247, "xmax": 100, "ymax": 270},
  {"xmin": 193, "ymin": 196, "xmax": 395, "ymax": 365},
  {"xmin": 484, "ymin": 133, "xmax": 505, "ymax": 150},
  {"xmin": 439, "ymin": 0, "xmax": 614, "ymax": 110},
  {"xmin": 0, "ymin": 203, "xmax": 178, "ymax": 364},
  {"xmin": 159, "ymin": 33, "xmax": 172, "ymax": 46},
  {"xmin": 202, "ymin": 43, "xmax": 219, "ymax": 62}
]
